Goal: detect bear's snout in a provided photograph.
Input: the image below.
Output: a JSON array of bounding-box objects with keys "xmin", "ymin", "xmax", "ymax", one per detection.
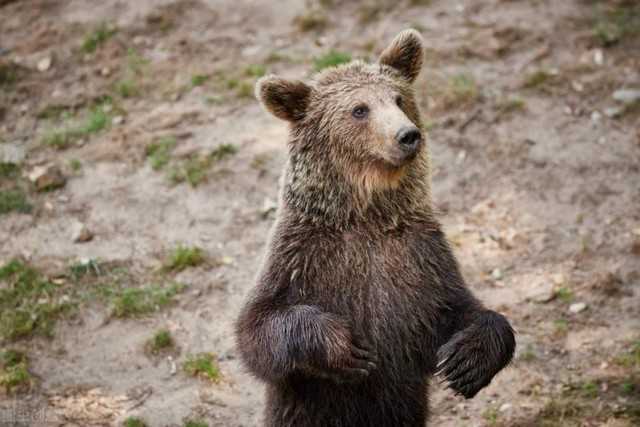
[{"xmin": 396, "ymin": 126, "xmax": 422, "ymax": 150}]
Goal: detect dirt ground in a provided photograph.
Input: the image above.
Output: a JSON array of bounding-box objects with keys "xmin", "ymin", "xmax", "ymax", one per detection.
[{"xmin": 1, "ymin": 0, "xmax": 639, "ymax": 426}]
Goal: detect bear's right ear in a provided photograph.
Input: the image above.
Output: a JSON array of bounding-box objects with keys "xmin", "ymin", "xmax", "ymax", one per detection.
[{"xmin": 256, "ymin": 76, "xmax": 312, "ymax": 122}]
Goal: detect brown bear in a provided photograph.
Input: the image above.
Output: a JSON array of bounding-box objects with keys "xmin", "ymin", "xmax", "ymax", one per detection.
[{"xmin": 235, "ymin": 29, "xmax": 515, "ymax": 427}]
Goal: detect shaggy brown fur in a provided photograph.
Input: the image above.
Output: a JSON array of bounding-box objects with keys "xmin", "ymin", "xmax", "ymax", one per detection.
[{"xmin": 236, "ymin": 29, "xmax": 515, "ymax": 427}]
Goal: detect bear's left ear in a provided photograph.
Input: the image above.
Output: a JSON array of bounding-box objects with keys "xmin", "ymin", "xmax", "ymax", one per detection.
[
  {"xmin": 256, "ymin": 75, "xmax": 313, "ymax": 122},
  {"xmin": 378, "ymin": 29, "xmax": 424, "ymax": 83}
]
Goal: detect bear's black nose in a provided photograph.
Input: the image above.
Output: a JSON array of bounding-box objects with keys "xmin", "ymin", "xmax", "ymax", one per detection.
[{"xmin": 396, "ymin": 126, "xmax": 422, "ymax": 149}]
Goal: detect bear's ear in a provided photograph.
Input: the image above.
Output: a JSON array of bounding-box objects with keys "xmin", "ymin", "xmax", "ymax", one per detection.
[
  {"xmin": 256, "ymin": 75, "xmax": 312, "ymax": 122},
  {"xmin": 378, "ymin": 29, "xmax": 424, "ymax": 83}
]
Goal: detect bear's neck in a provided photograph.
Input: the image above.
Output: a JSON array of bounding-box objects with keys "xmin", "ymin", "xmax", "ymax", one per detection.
[{"xmin": 282, "ymin": 149, "xmax": 435, "ymax": 230}]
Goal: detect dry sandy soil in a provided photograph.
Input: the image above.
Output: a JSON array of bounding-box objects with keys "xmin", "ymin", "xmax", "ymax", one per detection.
[{"xmin": 1, "ymin": 0, "xmax": 639, "ymax": 426}]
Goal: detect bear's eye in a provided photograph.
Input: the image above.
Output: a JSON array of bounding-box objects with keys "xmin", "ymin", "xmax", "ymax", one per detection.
[
  {"xmin": 395, "ymin": 95, "xmax": 403, "ymax": 108},
  {"xmin": 352, "ymin": 105, "xmax": 369, "ymax": 119}
]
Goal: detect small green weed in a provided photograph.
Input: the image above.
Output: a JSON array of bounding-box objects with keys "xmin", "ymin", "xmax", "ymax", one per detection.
[
  {"xmin": 614, "ymin": 341, "xmax": 640, "ymax": 368},
  {"xmin": 184, "ymin": 420, "xmax": 208, "ymax": 427},
  {"xmin": 164, "ymin": 245, "xmax": 205, "ymax": 272},
  {"xmin": 0, "ymin": 260, "xmax": 73, "ymax": 341},
  {"xmin": 245, "ymin": 64, "xmax": 266, "ymax": 78},
  {"xmin": 115, "ymin": 79, "xmax": 139, "ymax": 98},
  {"xmin": 313, "ymin": 50, "xmax": 351, "ymax": 71},
  {"xmin": 69, "ymin": 159, "xmax": 82, "ymax": 172},
  {"xmin": 105, "ymin": 282, "xmax": 185, "ymax": 318},
  {"xmin": 294, "ymin": 9, "xmax": 328, "ymax": 32},
  {"xmin": 209, "ymin": 143, "xmax": 238, "ymax": 161},
  {"xmin": 523, "ymin": 69, "xmax": 555, "ymax": 89},
  {"xmin": 191, "ymin": 74, "xmax": 209, "ymax": 87},
  {"xmin": 123, "ymin": 417, "xmax": 148, "ymax": 427},
  {"xmin": 0, "ymin": 349, "xmax": 31, "ymax": 394},
  {"xmin": 82, "ymin": 23, "xmax": 117, "ymax": 53},
  {"xmin": 146, "ymin": 137, "xmax": 177, "ymax": 171},
  {"xmin": 496, "ymin": 96, "xmax": 526, "ymax": 115},
  {"xmin": 42, "ymin": 103, "xmax": 111, "ymax": 149},
  {"xmin": 147, "ymin": 329, "xmax": 175, "ymax": 354},
  {"xmin": 0, "ymin": 189, "xmax": 31, "ymax": 215},
  {"xmin": 593, "ymin": 4, "xmax": 640, "ymax": 46},
  {"xmin": 555, "ymin": 287, "xmax": 574, "ymax": 303},
  {"xmin": 0, "ymin": 162, "xmax": 20, "ymax": 179},
  {"xmin": 183, "ymin": 353, "xmax": 220, "ymax": 382}
]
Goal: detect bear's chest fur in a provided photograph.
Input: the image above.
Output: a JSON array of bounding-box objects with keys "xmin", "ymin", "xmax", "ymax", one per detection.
[{"xmin": 276, "ymin": 220, "xmax": 447, "ymax": 375}]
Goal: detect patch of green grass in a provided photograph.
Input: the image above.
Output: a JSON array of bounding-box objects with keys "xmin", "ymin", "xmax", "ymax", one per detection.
[
  {"xmin": 621, "ymin": 381, "xmax": 636, "ymax": 395},
  {"xmin": 496, "ymin": 96, "xmax": 526, "ymax": 115},
  {"xmin": 42, "ymin": 103, "xmax": 111, "ymax": 149},
  {"xmin": 210, "ymin": 143, "xmax": 238, "ymax": 161},
  {"xmin": 103, "ymin": 282, "xmax": 185, "ymax": 318},
  {"xmin": 147, "ymin": 329, "xmax": 175, "ymax": 355},
  {"xmin": 579, "ymin": 381, "xmax": 599, "ymax": 399},
  {"xmin": 123, "ymin": 417, "xmax": 148, "ymax": 427},
  {"xmin": 169, "ymin": 156, "xmax": 210, "ymax": 187},
  {"xmin": 0, "ymin": 260, "xmax": 74, "ymax": 341},
  {"xmin": 614, "ymin": 341, "xmax": 640, "ymax": 368},
  {"xmin": 191, "ymin": 74, "xmax": 209, "ymax": 87},
  {"xmin": 82, "ymin": 23, "xmax": 117, "ymax": 54},
  {"xmin": 555, "ymin": 287, "xmax": 574, "ymax": 303},
  {"xmin": 313, "ymin": 50, "xmax": 351, "ymax": 71},
  {"xmin": 164, "ymin": 245, "xmax": 205, "ymax": 272},
  {"xmin": 0, "ymin": 62, "xmax": 19, "ymax": 87},
  {"xmin": 204, "ymin": 95, "xmax": 225, "ymax": 105},
  {"xmin": 183, "ymin": 352, "xmax": 220, "ymax": 382},
  {"xmin": 519, "ymin": 345, "xmax": 536, "ymax": 362},
  {"xmin": 0, "ymin": 162, "xmax": 19, "ymax": 179},
  {"xmin": 69, "ymin": 159, "xmax": 82, "ymax": 172},
  {"xmin": 184, "ymin": 420, "xmax": 208, "ymax": 427},
  {"xmin": 0, "ymin": 349, "xmax": 31, "ymax": 394},
  {"xmin": 409, "ymin": 0, "xmax": 431, "ymax": 6},
  {"xmin": 482, "ymin": 406, "xmax": 499, "ymax": 425},
  {"xmin": 523, "ymin": 69, "xmax": 555, "ymax": 89},
  {"xmin": 42, "ymin": 130, "xmax": 74, "ymax": 149},
  {"xmin": 115, "ymin": 79, "xmax": 139, "ymax": 98},
  {"xmin": 593, "ymin": 4, "xmax": 640, "ymax": 46},
  {"xmin": 167, "ymin": 145, "xmax": 237, "ymax": 186},
  {"xmin": 146, "ymin": 136, "xmax": 177, "ymax": 171},
  {"xmin": 293, "ymin": 9, "xmax": 328, "ymax": 32},
  {"xmin": 236, "ymin": 81, "xmax": 253, "ymax": 98},
  {"xmin": 127, "ymin": 49, "xmax": 150, "ymax": 75},
  {"xmin": 81, "ymin": 107, "xmax": 110, "ymax": 134},
  {"xmin": 0, "ymin": 189, "xmax": 31, "ymax": 215},
  {"xmin": 69, "ymin": 258, "xmax": 103, "ymax": 281},
  {"xmin": 553, "ymin": 319, "xmax": 569, "ymax": 336},
  {"xmin": 358, "ymin": 2, "xmax": 389, "ymax": 24},
  {"xmin": 245, "ymin": 64, "xmax": 266, "ymax": 78}
]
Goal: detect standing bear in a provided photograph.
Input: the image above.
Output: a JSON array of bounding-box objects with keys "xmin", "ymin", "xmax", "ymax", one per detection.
[{"xmin": 235, "ymin": 29, "xmax": 515, "ymax": 427}]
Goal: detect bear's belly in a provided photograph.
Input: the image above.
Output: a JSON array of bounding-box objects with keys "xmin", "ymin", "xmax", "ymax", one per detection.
[{"xmin": 290, "ymin": 230, "xmax": 442, "ymax": 379}]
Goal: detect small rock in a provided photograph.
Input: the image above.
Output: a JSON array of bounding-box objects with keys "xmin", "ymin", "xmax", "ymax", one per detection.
[
  {"xmin": 491, "ymin": 268, "xmax": 503, "ymax": 280},
  {"xmin": 571, "ymin": 81, "xmax": 584, "ymax": 92},
  {"xmin": 100, "ymin": 66, "xmax": 111, "ymax": 77},
  {"xmin": 612, "ymin": 89, "xmax": 640, "ymax": 104},
  {"xmin": 632, "ymin": 239, "xmax": 640, "ymax": 256},
  {"xmin": 28, "ymin": 165, "xmax": 66, "ymax": 192},
  {"xmin": 168, "ymin": 356, "xmax": 177, "ymax": 375},
  {"xmin": 593, "ymin": 49, "xmax": 604, "ymax": 66},
  {"xmin": 37, "ymin": 56, "xmax": 52, "ymax": 72},
  {"xmin": 590, "ymin": 111, "xmax": 602, "ymax": 122},
  {"xmin": 220, "ymin": 256, "xmax": 234, "ymax": 265},
  {"xmin": 261, "ymin": 198, "xmax": 277, "ymax": 218},
  {"xmin": 551, "ymin": 273, "xmax": 565, "ymax": 286},
  {"xmin": 71, "ymin": 221, "xmax": 93, "ymax": 243},
  {"xmin": 112, "ymin": 115, "xmax": 124, "ymax": 125},
  {"xmin": 531, "ymin": 281, "xmax": 556, "ymax": 303},
  {"xmin": 0, "ymin": 143, "xmax": 26, "ymax": 163},
  {"xmin": 499, "ymin": 403, "xmax": 512, "ymax": 413},
  {"xmin": 569, "ymin": 302, "xmax": 587, "ymax": 314}
]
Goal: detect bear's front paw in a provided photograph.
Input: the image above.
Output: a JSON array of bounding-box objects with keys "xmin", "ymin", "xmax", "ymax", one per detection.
[
  {"xmin": 323, "ymin": 335, "xmax": 379, "ymax": 384},
  {"xmin": 436, "ymin": 313, "xmax": 514, "ymax": 398}
]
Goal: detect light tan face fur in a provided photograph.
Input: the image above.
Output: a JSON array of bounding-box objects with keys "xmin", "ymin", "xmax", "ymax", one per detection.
[{"xmin": 256, "ymin": 29, "xmax": 426, "ymax": 198}]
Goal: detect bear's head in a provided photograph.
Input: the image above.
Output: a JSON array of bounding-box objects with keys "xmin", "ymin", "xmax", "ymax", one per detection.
[{"xmin": 256, "ymin": 30, "xmax": 431, "ymax": 226}]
